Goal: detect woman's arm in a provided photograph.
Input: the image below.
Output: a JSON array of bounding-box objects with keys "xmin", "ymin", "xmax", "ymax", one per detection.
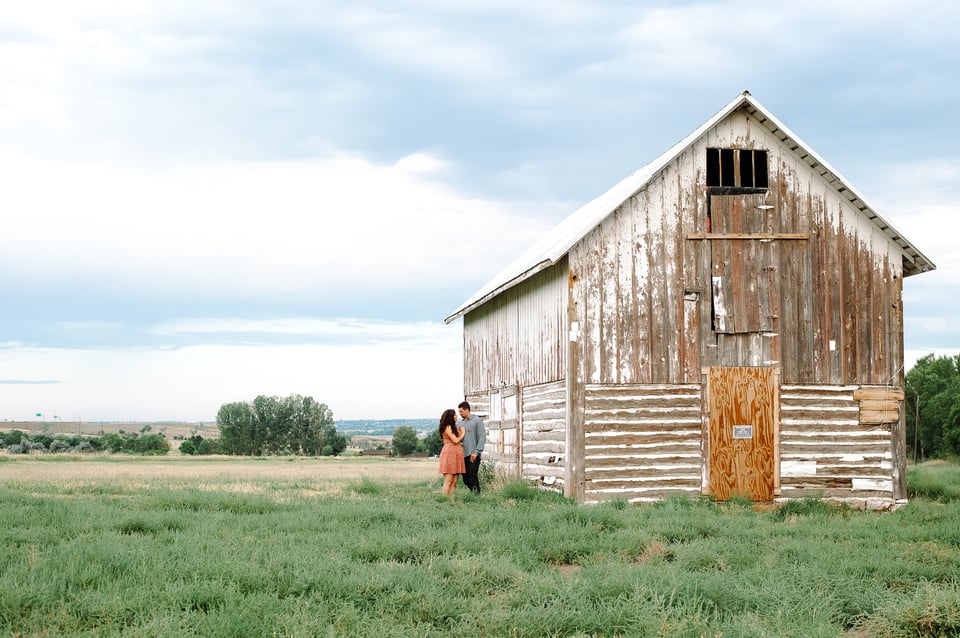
[{"xmin": 446, "ymin": 425, "xmax": 465, "ymax": 444}]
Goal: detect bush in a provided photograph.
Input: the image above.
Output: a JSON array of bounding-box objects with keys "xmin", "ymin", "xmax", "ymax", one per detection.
[
  {"xmin": 196, "ymin": 439, "xmax": 217, "ymax": 455},
  {"xmin": 49, "ymin": 440, "xmax": 70, "ymax": 453},
  {"xmin": 391, "ymin": 426, "xmax": 418, "ymax": 456},
  {"xmin": 0, "ymin": 430, "xmax": 26, "ymax": 447},
  {"xmin": 97, "ymin": 431, "xmax": 170, "ymax": 455},
  {"xmin": 73, "ymin": 441, "xmax": 93, "ymax": 453},
  {"xmin": 501, "ymin": 480, "xmax": 539, "ymax": 500},
  {"xmin": 422, "ymin": 431, "xmax": 442, "ymax": 456},
  {"xmin": 321, "ymin": 445, "xmax": 334, "ymax": 456},
  {"xmin": 179, "ymin": 440, "xmax": 197, "ymax": 455}
]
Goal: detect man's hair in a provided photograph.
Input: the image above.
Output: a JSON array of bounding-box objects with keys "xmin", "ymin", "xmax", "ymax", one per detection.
[{"xmin": 458, "ymin": 401, "xmax": 471, "ymax": 411}]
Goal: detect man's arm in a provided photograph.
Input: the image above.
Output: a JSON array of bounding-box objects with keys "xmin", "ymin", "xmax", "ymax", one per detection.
[{"xmin": 476, "ymin": 418, "xmax": 486, "ymax": 452}]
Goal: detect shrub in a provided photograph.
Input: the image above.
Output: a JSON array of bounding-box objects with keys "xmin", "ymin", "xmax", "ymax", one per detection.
[
  {"xmin": 501, "ymin": 480, "xmax": 539, "ymax": 500},
  {"xmin": 31, "ymin": 434, "xmax": 54, "ymax": 450},
  {"xmin": 196, "ymin": 439, "xmax": 217, "ymax": 455},
  {"xmin": 179, "ymin": 440, "xmax": 197, "ymax": 455},
  {"xmin": 391, "ymin": 426, "xmax": 418, "ymax": 456},
  {"xmin": 0, "ymin": 430, "xmax": 26, "ymax": 446},
  {"xmin": 772, "ymin": 497, "xmax": 841, "ymax": 520},
  {"xmin": 73, "ymin": 441, "xmax": 93, "ymax": 453},
  {"xmin": 422, "ymin": 430, "xmax": 442, "ymax": 456},
  {"xmin": 49, "ymin": 440, "xmax": 70, "ymax": 453}
]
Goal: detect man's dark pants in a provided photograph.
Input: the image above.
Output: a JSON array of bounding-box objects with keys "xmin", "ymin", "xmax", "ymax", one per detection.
[{"xmin": 463, "ymin": 453, "xmax": 481, "ymax": 493}]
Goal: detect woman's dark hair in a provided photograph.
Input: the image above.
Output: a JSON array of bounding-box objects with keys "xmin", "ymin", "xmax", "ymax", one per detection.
[{"xmin": 438, "ymin": 408, "xmax": 458, "ymax": 436}]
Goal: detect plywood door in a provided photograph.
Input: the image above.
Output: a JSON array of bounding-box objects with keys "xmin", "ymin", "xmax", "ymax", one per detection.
[{"xmin": 708, "ymin": 367, "xmax": 776, "ymax": 500}]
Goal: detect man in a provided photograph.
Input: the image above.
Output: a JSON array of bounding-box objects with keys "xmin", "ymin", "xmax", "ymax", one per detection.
[{"xmin": 458, "ymin": 401, "xmax": 486, "ymax": 494}]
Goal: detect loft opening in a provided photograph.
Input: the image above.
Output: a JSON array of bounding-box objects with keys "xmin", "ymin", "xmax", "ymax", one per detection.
[{"xmin": 706, "ymin": 148, "xmax": 768, "ymax": 193}]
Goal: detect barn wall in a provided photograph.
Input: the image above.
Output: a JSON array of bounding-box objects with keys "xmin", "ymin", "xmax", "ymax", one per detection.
[
  {"xmin": 699, "ymin": 109, "xmax": 905, "ymax": 385},
  {"xmin": 568, "ymin": 155, "xmax": 706, "ymax": 387},
  {"xmin": 582, "ymin": 384, "xmax": 702, "ymax": 503},
  {"xmin": 459, "ymin": 104, "xmax": 913, "ymax": 504},
  {"xmin": 567, "ymin": 106, "xmax": 905, "ymax": 389},
  {"xmin": 520, "ymin": 380, "xmax": 566, "ymax": 490},
  {"xmin": 462, "ymin": 259, "xmax": 568, "ymax": 395},
  {"xmin": 779, "ymin": 385, "xmax": 895, "ymax": 500}
]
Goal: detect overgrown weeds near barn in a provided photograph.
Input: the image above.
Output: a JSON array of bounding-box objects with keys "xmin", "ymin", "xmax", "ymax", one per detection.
[
  {"xmin": 1, "ymin": 457, "xmax": 959, "ymax": 636},
  {"xmin": 906, "ymin": 459, "xmax": 960, "ymax": 502}
]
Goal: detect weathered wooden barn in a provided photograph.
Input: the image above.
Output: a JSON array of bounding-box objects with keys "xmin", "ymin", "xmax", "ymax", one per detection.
[{"xmin": 445, "ymin": 92, "xmax": 935, "ymax": 508}]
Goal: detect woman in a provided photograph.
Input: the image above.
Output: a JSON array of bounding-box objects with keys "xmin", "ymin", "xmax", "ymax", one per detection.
[{"xmin": 437, "ymin": 408, "xmax": 466, "ymax": 498}]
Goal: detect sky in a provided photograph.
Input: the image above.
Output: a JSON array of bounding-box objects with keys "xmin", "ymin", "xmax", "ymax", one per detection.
[{"xmin": 1, "ymin": 1, "xmax": 958, "ymax": 423}]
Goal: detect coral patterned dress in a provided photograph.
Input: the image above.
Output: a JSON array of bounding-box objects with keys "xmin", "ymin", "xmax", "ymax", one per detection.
[{"xmin": 438, "ymin": 427, "xmax": 466, "ymax": 475}]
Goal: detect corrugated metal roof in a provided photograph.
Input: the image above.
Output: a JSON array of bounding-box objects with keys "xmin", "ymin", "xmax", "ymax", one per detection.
[{"xmin": 445, "ymin": 91, "xmax": 936, "ymax": 324}]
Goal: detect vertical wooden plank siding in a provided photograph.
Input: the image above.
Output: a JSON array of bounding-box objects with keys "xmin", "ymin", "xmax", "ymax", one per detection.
[
  {"xmin": 680, "ymin": 159, "xmax": 706, "ymax": 384},
  {"xmin": 567, "ymin": 264, "xmax": 586, "ymax": 500},
  {"xmin": 582, "ymin": 384, "xmax": 701, "ymax": 503},
  {"xmin": 599, "ymin": 209, "xmax": 620, "ymax": 382},
  {"xmin": 617, "ymin": 201, "xmax": 637, "ymax": 383},
  {"xmin": 661, "ymin": 162, "xmax": 683, "ymax": 382},
  {"xmin": 461, "ymin": 260, "xmax": 567, "ymax": 393},
  {"xmin": 779, "ymin": 385, "xmax": 894, "ymax": 499},
  {"xmin": 570, "ymin": 161, "xmax": 699, "ymax": 387},
  {"xmin": 520, "ymin": 380, "xmax": 567, "ymax": 490},
  {"xmin": 492, "ymin": 385, "xmax": 520, "ymax": 478},
  {"xmin": 635, "ymin": 193, "xmax": 654, "ymax": 381},
  {"xmin": 650, "ymin": 175, "xmax": 671, "ymax": 380},
  {"xmin": 893, "ymin": 274, "xmax": 908, "ymax": 500},
  {"xmin": 564, "ymin": 107, "xmax": 902, "ymax": 388}
]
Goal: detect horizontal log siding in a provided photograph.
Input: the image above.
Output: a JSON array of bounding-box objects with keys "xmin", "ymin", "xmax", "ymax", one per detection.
[
  {"xmin": 521, "ymin": 380, "xmax": 566, "ymax": 490},
  {"xmin": 779, "ymin": 385, "xmax": 894, "ymax": 499},
  {"xmin": 583, "ymin": 384, "xmax": 701, "ymax": 503},
  {"xmin": 462, "ymin": 260, "xmax": 567, "ymax": 395}
]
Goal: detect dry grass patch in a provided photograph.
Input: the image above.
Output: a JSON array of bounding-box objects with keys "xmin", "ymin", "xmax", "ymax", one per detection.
[
  {"xmin": 0, "ymin": 455, "xmax": 438, "ymax": 486},
  {"xmin": 636, "ymin": 540, "xmax": 674, "ymax": 564}
]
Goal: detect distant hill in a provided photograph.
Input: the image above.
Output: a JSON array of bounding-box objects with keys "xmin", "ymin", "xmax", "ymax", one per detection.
[
  {"xmin": 2, "ymin": 419, "xmax": 438, "ymax": 440},
  {"xmin": 335, "ymin": 418, "xmax": 435, "ymax": 436}
]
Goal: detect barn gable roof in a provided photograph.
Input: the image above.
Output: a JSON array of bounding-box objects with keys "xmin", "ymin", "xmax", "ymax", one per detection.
[{"xmin": 445, "ymin": 91, "xmax": 936, "ymax": 324}]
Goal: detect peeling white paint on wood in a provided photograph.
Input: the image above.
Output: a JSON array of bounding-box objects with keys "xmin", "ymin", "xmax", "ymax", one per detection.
[
  {"xmin": 852, "ymin": 478, "xmax": 894, "ymax": 491},
  {"xmin": 781, "ymin": 461, "xmax": 817, "ymax": 477}
]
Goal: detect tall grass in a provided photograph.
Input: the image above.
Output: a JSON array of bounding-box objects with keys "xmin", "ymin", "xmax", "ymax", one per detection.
[{"xmin": 1, "ymin": 459, "xmax": 959, "ymax": 636}]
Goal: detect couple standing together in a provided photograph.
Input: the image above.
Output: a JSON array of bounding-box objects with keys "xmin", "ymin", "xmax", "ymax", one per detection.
[{"xmin": 438, "ymin": 401, "xmax": 486, "ymax": 498}]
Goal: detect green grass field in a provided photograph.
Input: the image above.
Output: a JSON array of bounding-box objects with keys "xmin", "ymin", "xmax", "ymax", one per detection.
[{"xmin": 1, "ymin": 455, "xmax": 959, "ymax": 637}]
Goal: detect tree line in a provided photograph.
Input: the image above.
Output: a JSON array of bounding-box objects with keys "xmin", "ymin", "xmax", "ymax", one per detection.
[
  {"xmin": 905, "ymin": 354, "xmax": 960, "ymax": 461},
  {"xmin": 215, "ymin": 394, "xmax": 348, "ymax": 456},
  {"xmin": 0, "ymin": 429, "xmax": 170, "ymax": 455}
]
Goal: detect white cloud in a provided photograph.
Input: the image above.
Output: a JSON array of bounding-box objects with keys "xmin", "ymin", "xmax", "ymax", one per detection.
[
  {"xmin": 150, "ymin": 317, "xmax": 453, "ymax": 347},
  {"xmin": 0, "ymin": 151, "xmax": 550, "ymax": 299},
  {"xmin": 905, "ymin": 348, "xmax": 960, "ymax": 374},
  {"xmin": 393, "ymin": 152, "xmax": 450, "ymax": 175}
]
